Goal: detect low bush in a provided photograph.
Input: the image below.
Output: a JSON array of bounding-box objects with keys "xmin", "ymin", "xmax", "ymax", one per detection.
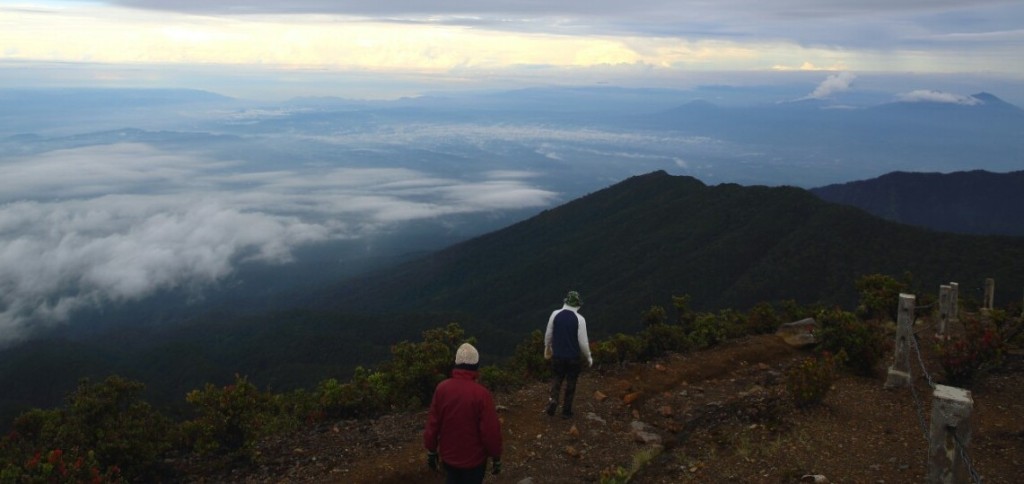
[
  {"xmin": 592, "ymin": 333, "xmax": 645, "ymax": 366},
  {"xmin": 689, "ymin": 313, "xmax": 727, "ymax": 349},
  {"xmin": 183, "ymin": 374, "xmax": 283, "ymax": 462},
  {"xmin": 640, "ymin": 323, "xmax": 691, "ymax": 359},
  {"xmin": 0, "ymin": 447, "xmax": 123, "ymax": 483},
  {"xmin": 508, "ymin": 330, "xmax": 550, "ymax": 382},
  {"xmin": 3, "ymin": 376, "xmax": 172, "ymax": 481},
  {"xmin": 785, "ymin": 352, "xmax": 839, "ymax": 408},
  {"xmin": 479, "ymin": 365, "xmax": 521, "ymax": 393},
  {"xmin": 816, "ymin": 308, "xmax": 886, "ymax": 377}
]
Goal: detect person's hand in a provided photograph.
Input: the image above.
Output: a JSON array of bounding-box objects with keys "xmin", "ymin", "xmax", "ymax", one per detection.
[
  {"xmin": 427, "ymin": 451, "xmax": 438, "ymax": 471},
  {"xmin": 587, "ymin": 356, "xmax": 593, "ymax": 367},
  {"xmin": 544, "ymin": 346, "xmax": 553, "ymax": 360},
  {"xmin": 491, "ymin": 458, "xmax": 502, "ymax": 475}
]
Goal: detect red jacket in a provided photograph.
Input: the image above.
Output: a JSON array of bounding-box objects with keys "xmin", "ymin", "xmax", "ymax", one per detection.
[{"xmin": 423, "ymin": 368, "xmax": 503, "ymax": 469}]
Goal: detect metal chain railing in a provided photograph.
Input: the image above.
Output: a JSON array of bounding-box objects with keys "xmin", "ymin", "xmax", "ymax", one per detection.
[
  {"xmin": 952, "ymin": 428, "xmax": 984, "ymax": 484},
  {"xmin": 904, "ymin": 314, "xmax": 982, "ymax": 484},
  {"xmin": 908, "ymin": 332, "xmax": 936, "ymax": 390},
  {"xmin": 902, "ymin": 336, "xmax": 930, "ymax": 443}
]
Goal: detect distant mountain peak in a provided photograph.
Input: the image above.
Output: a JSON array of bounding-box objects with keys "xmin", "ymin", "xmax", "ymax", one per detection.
[{"xmin": 969, "ymin": 92, "xmax": 1021, "ymax": 110}]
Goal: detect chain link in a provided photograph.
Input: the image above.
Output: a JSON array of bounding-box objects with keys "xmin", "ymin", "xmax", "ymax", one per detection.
[
  {"xmin": 901, "ymin": 316, "xmax": 982, "ymax": 483},
  {"xmin": 908, "ymin": 332, "xmax": 936, "ymax": 390},
  {"xmin": 902, "ymin": 340, "xmax": 931, "ymax": 443},
  {"xmin": 952, "ymin": 429, "xmax": 983, "ymax": 484}
]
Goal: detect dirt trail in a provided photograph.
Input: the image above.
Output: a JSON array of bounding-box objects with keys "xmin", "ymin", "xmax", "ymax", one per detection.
[{"xmin": 226, "ymin": 334, "xmax": 804, "ymax": 483}]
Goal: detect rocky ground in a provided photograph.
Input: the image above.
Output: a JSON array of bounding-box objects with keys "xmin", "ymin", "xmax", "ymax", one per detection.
[{"xmin": 187, "ymin": 326, "xmax": 1024, "ymax": 483}]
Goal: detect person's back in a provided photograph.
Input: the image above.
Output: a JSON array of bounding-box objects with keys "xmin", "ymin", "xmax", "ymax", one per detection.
[
  {"xmin": 544, "ymin": 291, "xmax": 592, "ymax": 418},
  {"xmin": 424, "ymin": 343, "xmax": 503, "ymax": 483},
  {"xmin": 550, "ymin": 308, "xmax": 582, "ymax": 359}
]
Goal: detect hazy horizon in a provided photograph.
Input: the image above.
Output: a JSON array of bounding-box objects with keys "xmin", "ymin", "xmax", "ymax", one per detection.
[{"xmin": 2, "ymin": 0, "xmax": 1023, "ymax": 345}]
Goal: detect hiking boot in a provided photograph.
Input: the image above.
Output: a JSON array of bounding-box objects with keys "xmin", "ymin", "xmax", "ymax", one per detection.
[
  {"xmin": 545, "ymin": 400, "xmax": 557, "ymax": 416},
  {"xmin": 561, "ymin": 411, "xmax": 573, "ymax": 419}
]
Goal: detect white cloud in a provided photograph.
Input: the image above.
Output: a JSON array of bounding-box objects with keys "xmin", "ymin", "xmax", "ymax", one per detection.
[
  {"xmin": 0, "ymin": 141, "xmax": 558, "ymax": 343},
  {"xmin": 896, "ymin": 89, "xmax": 981, "ymax": 105},
  {"xmin": 804, "ymin": 71, "xmax": 856, "ymax": 100},
  {"xmin": 0, "ymin": 196, "xmax": 331, "ymax": 342}
]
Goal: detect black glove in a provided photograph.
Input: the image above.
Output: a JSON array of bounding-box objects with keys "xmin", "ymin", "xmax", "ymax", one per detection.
[
  {"xmin": 491, "ymin": 458, "xmax": 502, "ymax": 475},
  {"xmin": 427, "ymin": 451, "xmax": 438, "ymax": 471}
]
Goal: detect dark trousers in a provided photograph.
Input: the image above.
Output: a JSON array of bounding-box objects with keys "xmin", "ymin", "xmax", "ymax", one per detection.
[
  {"xmin": 549, "ymin": 358, "xmax": 582, "ymax": 415},
  {"xmin": 444, "ymin": 462, "xmax": 486, "ymax": 484}
]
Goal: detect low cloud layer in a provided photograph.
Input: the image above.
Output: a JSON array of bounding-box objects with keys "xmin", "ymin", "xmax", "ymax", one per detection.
[
  {"xmin": 896, "ymin": 90, "xmax": 982, "ymax": 105},
  {"xmin": 0, "ymin": 142, "xmax": 557, "ymax": 344}
]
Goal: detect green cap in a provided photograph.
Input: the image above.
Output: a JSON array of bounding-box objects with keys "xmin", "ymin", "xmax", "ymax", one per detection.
[{"xmin": 564, "ymin": 291, "xmax": 582, "ymax": 307}]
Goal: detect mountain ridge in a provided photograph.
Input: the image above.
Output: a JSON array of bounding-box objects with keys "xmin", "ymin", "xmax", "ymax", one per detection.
[
  {"xmin": 319, "ymin": 170, "xmax": 1024, "ymax": 344},
  {"xmin": 811, "ymin": 170, "xmax": 1024, "ymax": 236}
]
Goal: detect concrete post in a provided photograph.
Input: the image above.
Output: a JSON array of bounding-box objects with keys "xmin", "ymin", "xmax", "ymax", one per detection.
[
  {"xmin": 938, "ymin": 285, "xmax": 951, "ymax": 335},
  {"xmin": 928, "ymin": 385, "xmax": 974, "ymax": 484},
  {"xmin": 983, "ymin": 278, "xmax": 995, "ymax": 310},
  {"xmin": 950, "ymin": 282, "xmax": 959, "ymax": 323},
  {"xmin": 885, "ymin": 293, "xmax": 915, "ymax": 389}
]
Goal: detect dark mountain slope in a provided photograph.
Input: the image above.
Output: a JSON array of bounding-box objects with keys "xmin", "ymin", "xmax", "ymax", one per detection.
[
  {"xmin": 322, "ymin": 171, "xmax": 1024, "ymax": 342},
  {"xmin": 812, "ymin": 170, "xmax": 1024, "ymax": 236},
  {"xmin": 5, "ymin": 170, "xmax": 1024, "ymax": 427}
]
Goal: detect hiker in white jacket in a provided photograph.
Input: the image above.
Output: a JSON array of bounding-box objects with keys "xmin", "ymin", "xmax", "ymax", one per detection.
[{"xmin": 543, "ymin": 290, "xmax": 592, "ymax": 419}]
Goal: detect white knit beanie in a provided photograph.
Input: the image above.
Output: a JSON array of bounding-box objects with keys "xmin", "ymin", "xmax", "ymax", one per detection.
[{"xmin": 454, "ymin": 343, "xmax": 480, "ymax": 366}]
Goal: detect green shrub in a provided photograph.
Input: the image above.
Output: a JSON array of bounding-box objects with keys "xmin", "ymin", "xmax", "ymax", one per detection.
[
  {"xmin": 315, "ymin": 368, "xmax": 388, "ymax": 420},
  {"xmin": 785, "ymin": 352, "xmax": 839, "ymax": 408},
  {"xmin": 816, "ymin": 308, "xmax": 886, "ymax": 377},
  {"xmin": 640, "ymin": 323, "xmax": 691, "ymax": 358},
  {"xmin": 855, "ymin": 273, "xmax": 910, "ymax": 321},
  {"xmin": 689, "ymin": 313, "xmax": 727, "ymax": 349},
  {"xmin": 641, "ymin": 305, "xmax": 668, "ymax": 327},
  {"xmin": 593, "ymin": 333, "xmax": 645, "ymax": 366},
  {"xmin": 746, "ymin": 301, "xmax": 782, "ymax": 335},
  {"xmin": 62, "ymin": 376, "xmax": 173, "ymax": 478},
  {"xmin": 716, "ymin": 308, "xmax": 749, "ymax": 340},
  {"xmin": 479, "ymin": 365, "xmax": 522, "ymax": 393},
  {"xmin": 183, "ymin": 374, "xmax": 279, "ymax": 461},
  {"xmin": 508, "ymin": 330, "xmax": 550, "ymax": 381},
  {"xmin": 378, "ymin": 323, "xmax": 470, "ymax": 409},
  {"xmin": 672, "ymin": 294, "xmax": 696, "ymax": 333},
  {"xmin": 4, "ymin": 376, "xmax": 172, "ymax": 481}
]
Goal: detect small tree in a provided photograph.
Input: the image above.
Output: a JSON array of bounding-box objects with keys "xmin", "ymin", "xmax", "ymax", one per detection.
[
  {"xmin": 672, "ymin": 294, "xmax": 696, "ymax": 332},
  {"xmin": 641, "ymin": 305, "xmax": 668, "ymax": 327},
  {"xmin": 855, "ymin": 273, "xmax": 910, "ymax": 322}
]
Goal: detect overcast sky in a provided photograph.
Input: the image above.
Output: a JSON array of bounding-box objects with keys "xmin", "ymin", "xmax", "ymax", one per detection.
[{"xmin": 2, "ymin": 0, "xmax": 1023, "ymax": 99}]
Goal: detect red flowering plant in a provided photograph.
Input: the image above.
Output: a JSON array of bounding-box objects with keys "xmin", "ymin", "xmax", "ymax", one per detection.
[
  {"xmin": 1, "ymin": 447, "xmax": 122, "ymax": 483},
  {"xmin": 937, "ymin": 316, "xmax": 1006, "ymax": 387}
]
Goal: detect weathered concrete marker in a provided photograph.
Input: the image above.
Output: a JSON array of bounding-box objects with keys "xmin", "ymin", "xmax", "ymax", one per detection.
[
  {"xmin": 885, "ymin": 293, "xmax": 915, "ymax": 389},
  {"xmin": 938, "ymin": 285, "xmax": 951, "ymax": 335},
  {"xmin": 983, "ymin": 278, "xmax": 995, "ymax": 310},
  {"xmin": 928, "ymin": 385, "xmax": 973, "ymax": 484}
]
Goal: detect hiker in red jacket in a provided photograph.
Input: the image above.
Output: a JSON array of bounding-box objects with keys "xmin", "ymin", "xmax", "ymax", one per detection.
[{"xmin": 424, "ymin": 343, "xmax": 503, "ymax": 483}]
